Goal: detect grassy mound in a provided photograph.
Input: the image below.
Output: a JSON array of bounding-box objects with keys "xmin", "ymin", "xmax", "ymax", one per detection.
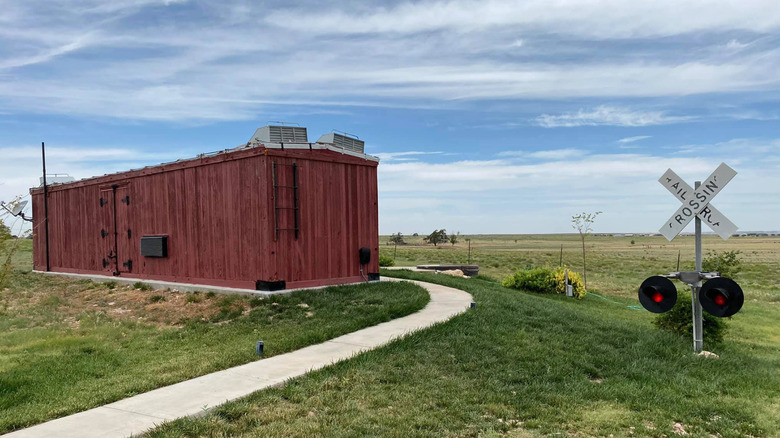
[
  {"xmin": 0, "ymin": 273, "xmax": 429, "ymax": 433},
  {"xmin": 146, "ymin": 270, "xmax": 779, "ymax": 438}
]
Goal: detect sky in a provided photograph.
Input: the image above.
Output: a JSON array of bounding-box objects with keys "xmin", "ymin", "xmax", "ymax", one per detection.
[{"xmin": 1, "ymin": 0, "xmax": 779, "ymax": 236}]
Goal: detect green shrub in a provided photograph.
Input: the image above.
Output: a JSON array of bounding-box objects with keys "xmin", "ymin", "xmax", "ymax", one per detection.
[
  {"xmin": 379, "ymin": 254, "xmax": 395, "ymax": 267},
  {"xmin": 148, "ymin": 294, "xmax": 166, "ymax": 303},
  {"xmin": 703, "ymin": 250, "xmax": 742, "ymax": 278},
  {"xmin": 186, "ymin": 294, "xmax": 202, "ymax": 304},
  {"xmin": 133, "ymin": 281, "xmax": 152, "ymax": 291},
  {"xmin": 502, "ymin": 267, "xmax": 555, "ymax": 294},
  {"xmin": 502, "ymin": 267, "xmax": 586, "ymax": 299},
  {"xmin": 103, "ymin": 281, "xmax": 117, "ymax": 290},
  {"xmin": 654, "ymin": 295, "xmax": 727, "ymax": 345}
]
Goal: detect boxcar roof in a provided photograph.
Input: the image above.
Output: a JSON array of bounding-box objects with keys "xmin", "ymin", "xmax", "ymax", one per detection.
[{"xmin": 30, "ymin": 142, "xmax": 379, "ymax": 194}]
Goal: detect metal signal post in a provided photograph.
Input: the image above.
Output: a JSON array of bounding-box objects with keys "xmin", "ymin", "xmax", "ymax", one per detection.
[{"xmin": 692, "ymin": 181, "xmax": 704, "ymax": 353}]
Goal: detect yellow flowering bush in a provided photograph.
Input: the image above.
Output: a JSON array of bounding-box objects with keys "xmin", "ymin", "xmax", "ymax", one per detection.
[
  {"xmin": 552, "ymin": 267, "xmax": 586, "ymax": 299},
  {"xmin": 502, "ymin": 266, "xmax": 586, "ymax": 299}
]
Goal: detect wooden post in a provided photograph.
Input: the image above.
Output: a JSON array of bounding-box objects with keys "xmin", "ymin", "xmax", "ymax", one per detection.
[{"xmin": 559, "ymin": 244, "xmax": 563, "ymax": 267}]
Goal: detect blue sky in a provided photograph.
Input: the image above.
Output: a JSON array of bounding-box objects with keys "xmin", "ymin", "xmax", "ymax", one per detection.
[{"xmin": 1, "ymin": 0, "xmax": 779, "ymax": 235}]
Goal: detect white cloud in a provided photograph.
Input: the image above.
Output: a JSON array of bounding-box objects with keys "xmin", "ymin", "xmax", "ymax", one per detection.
[
  {"xmin": 498, "ymin": 148, "xmax": 587, "ymax": 160},
  {"xmin": 536, "ymin": 106, "xmax": 695, "ymax": 128},
  {"xmin": 0, "ymin": 2, "xmax": 778, "ymax": 120},
  {"xmin": 265, "ymin": 0, "xmax": 780, "ymax": 39},
  {"xmin": 672, "ymin": 138, "xmax": 780, "ymax": 158},
  {"xmin": 0, "ymin": 146, "xmax": 179, "ymax": 162},
  {"xmin": 724, "ymin": 39, "xmax": 751, "ymax": 51},
  {"xmin": 528, "ymin": 149, "xmax": 586, "ymax": 160},
  {"xmin": 617, "ymin": 136, "xmax": 652, "ymax": 144},
  {"xmin": 378, "ymin": 138, "xmax": 780, "ymax": 234},
  {"xmin": 0, "ymin": 33, "xmax": 97, "ymax": 70},
  {"xmin": 3, "ymin": 54, "xmax": 777, "ymax": 121},
  {"xmin": 373, "ymin": 151, "xmax": 443, "ymax": 162},
  {"xmin": 726, "ymin": 111, "xmax": 780, "ymax": 121}
]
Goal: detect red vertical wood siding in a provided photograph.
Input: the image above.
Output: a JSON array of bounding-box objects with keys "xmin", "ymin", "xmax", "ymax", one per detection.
[{"xmin": 31, "ymin": 147, "xmax": 379, "ymax": 289}]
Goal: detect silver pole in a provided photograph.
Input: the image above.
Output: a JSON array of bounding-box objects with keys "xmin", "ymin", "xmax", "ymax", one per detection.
[{"xmin": 692, "ymin": 181, "xmax": 704, "ymax": 353}]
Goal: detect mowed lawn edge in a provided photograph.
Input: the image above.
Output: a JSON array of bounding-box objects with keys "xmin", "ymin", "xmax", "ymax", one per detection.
[
  {"xmin": 143, "ymin": 270, "xmax": 779, "ymax": 438},
  {"xmin": 0, "ymin": 272, "xmax": 430, "ymax": 434}
]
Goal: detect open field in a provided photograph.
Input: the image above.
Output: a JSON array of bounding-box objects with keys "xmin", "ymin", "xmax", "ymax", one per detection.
[
  {"xmin": 0, "ymin": 240, "xmax": 429, "ymax": 433},
  {"xmin": 146, "ymin": 269, "xmax": 780, "ymax": 438},
  {"xmin": 379, "ymin": 233, "xmax": 780, "ymax": 302}
]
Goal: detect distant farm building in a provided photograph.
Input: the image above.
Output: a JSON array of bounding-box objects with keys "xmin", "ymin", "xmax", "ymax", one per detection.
[{"xmin": 31, "ymin": 126, "xmax": 380, "ymax": 290}]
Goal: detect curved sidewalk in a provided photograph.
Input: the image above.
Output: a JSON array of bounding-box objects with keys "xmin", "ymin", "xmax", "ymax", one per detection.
[{"xmin": 4, "ymin": 278, "xmax": 473, "ymax": 438}]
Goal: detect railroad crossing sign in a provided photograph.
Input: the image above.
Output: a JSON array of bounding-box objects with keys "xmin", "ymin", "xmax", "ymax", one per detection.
[{"xmin": 659, "ymin": 162, "xmax": 738, "ymax": 241}]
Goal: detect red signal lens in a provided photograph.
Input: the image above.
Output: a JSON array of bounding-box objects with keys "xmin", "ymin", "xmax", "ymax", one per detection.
[
  {"xmin": 700, "ymin": 279, "xmax": 743, "ymax": 317},
  {"xmin": 639, "ymin": 276, "xmax": 677, "ymax": 314}
]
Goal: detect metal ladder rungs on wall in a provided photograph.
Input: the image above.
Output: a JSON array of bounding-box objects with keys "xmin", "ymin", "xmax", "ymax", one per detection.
[{"xmin": 272, "ymin": 162, "xmax": 299, "ymax": 240}]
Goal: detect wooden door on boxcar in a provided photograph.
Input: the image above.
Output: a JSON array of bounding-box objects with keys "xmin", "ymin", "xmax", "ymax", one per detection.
[
  {"xmin": 99, "ymin": 187, "xmax": 116, "ymax": 274},
  {"xmin": 98, "ymin": 184, "xmax": 133, "ymax": 275},
  {"xmin": 114, "ymin": 185, "xmax": 132, "ymax": 273}
]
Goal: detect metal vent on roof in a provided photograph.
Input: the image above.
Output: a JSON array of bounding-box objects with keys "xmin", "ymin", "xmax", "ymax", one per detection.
[
  {"xmin": 317, "ymin": 132, "xmax": 365, "ymax": 154},
  {"xmin": 249, "ymin": 125, "xmax": 308, "ymax": 144}
]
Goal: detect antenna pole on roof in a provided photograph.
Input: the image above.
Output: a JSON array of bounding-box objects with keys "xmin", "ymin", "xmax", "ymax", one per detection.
[
  {"xmin": 268, "ymin": 121, "xmax": 301, "ymax": 127},
  {"xmin": 41, "ymin": 142, "xmax": 50, "ymax": 272}
]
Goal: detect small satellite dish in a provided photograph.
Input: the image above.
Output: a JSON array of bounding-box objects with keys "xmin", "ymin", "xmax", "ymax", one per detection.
[{"xmin": 11, "ymin": 200, "xmax": 28, "ymax": 216}]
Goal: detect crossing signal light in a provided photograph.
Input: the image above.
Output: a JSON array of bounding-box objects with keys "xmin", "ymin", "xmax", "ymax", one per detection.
[
  {"xmin": 700, "ymin": 277, "xmax": 744, "ymax": 317},
  {"xmin": 638, "ymin": 276, "xmax": 677, "ymax": 313}
]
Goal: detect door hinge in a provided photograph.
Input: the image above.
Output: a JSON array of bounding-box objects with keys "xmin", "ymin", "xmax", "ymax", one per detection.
[
  {"xmin": 121, "ymin": 196, "xmax": 130, "ymax": 205},
  {"xmin": 123, "ymin": 260, "xmax": 133, "ymax": 271},
  {"xmin": 100, "ymin": 198, "xmax": 107, "ymax": 207},
  {"xmin": 101, "ymin": 229, "xmax": 109, "ymax": 238},
  {"xmin": 102, "ymin": 258, "xmax": 109, "ymax": 268},
  {"xmin": 127, "ymin": 229, "xmax": 132, "ymax": 238}
]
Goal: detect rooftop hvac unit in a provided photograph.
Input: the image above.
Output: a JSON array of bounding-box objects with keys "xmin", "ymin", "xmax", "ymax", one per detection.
[
  {"xmin": 249, "ymin": 125, "xmax": 308, "ymax": 144},
  {"xmin": 317, "ymin": 132, "xmax": 365, "ymax": 154}
]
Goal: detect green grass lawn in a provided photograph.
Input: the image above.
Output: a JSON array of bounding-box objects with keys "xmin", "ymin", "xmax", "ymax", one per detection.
[
  {"xmin": 0, "ymin": 239, "xmax": 430, "ymax": 433},
  {"xmin": 145, "ymin": 270, "xmax": 779, "ymax": 438},
  {"xmin": 4, "ymin": 235, "xmax": 779, "ymax": 437}
]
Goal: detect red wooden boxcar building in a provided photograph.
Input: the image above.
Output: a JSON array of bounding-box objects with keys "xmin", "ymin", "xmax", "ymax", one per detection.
[{"xmin": 30, "ymin": 126, "xmax": 380, "ymax": 290}]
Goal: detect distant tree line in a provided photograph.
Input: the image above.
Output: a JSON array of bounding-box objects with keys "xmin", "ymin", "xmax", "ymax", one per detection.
[
  {"xmin": 424, "ymin": 229, "xmax": 460, "ymax": 246},
  {"xmin": 387, "ymin": 230, "xmax": 460, "ymax": 247}
]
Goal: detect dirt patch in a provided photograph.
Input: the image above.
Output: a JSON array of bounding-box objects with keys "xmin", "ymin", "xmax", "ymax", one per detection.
[
  {"xmin": 3, "ymin": 278, "xmax": 253, "ymax": 328},
  {"xmin": 439, "ymin": 269, "xmax": 468, "ymax": 278}
]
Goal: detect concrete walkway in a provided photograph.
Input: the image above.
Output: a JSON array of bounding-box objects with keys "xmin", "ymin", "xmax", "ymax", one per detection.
[{"xmin": 3, "ymin": 278, "xmax": 473, "ymax": 438}]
